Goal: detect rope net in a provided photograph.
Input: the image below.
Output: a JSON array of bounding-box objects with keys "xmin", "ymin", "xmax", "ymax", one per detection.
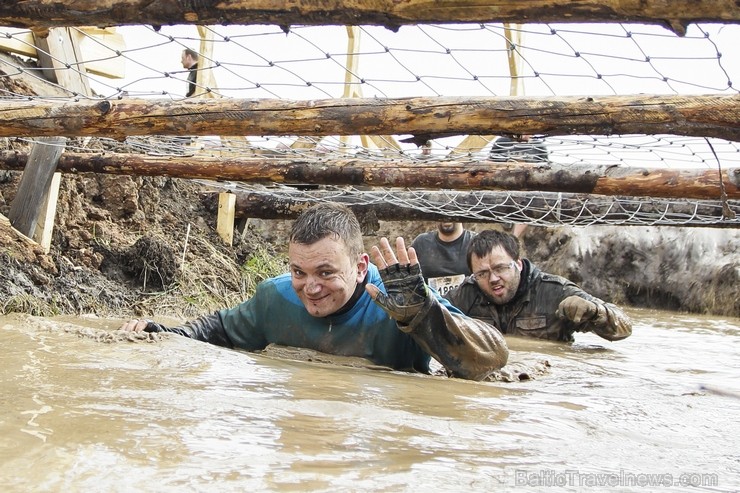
[{"xmin": 0, "ymin": 22, "xmax": 738, "ymax": 226}]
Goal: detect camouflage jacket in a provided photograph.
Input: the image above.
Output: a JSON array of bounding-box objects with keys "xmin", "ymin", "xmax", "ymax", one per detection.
[{"xmin": 444, "ymin": 259, "xmax": 632, "ymax": 342}]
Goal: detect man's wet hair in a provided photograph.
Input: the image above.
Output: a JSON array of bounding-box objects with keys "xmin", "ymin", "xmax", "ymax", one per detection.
[
  {"xmin": 467, "ymin": 230, "xmax": 520, "ymax": 270},
  {"xmin": 290, "ymin": 203, "xmax": 364, "ymax": 257}
]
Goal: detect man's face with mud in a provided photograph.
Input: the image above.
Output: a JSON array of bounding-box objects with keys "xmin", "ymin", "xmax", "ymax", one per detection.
[{"xmin": 289, "ymin": 235, "xmax": 368, "ymax": 318}]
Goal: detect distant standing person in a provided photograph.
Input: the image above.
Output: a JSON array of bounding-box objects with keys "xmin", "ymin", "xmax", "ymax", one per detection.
[
  {"xmin": 181, "ymin": 48, "xmax": 199, "ymax": 97},
  {"xmin": 488, "ymin": 135, "xmax": 548, "ymax": 163},
  {"xmin": 411, "ymin": 222, "xmax": 475, "ymax": 297},
  {"xmin": 445, "ymin": 229, "xmax": 632, "ymax": 342}
]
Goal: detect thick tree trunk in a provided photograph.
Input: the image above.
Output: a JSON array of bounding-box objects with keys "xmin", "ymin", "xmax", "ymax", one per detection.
[
  {"xmin": 0, "ymin": 95, "xmax": 737, "ymax": 141},
  {"xmin": 0, "ymin": 0, "xmax": 736, "ymax": 35},
  {"xmin": 0, "ymin": 150, "xmax": 737, "ymax": 200},
  {"xmin": 208, "ymin": 190, "xmax": 739, "ymax": 228}
]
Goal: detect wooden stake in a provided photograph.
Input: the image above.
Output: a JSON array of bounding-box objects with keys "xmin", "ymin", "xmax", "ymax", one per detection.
[
  {"xmin": 217, "ymin": 192, "xmax": 236, "ymax": 246},
  {"xmin": 34, "ymin": 171, "xmax": 61, "ymax": 253}
]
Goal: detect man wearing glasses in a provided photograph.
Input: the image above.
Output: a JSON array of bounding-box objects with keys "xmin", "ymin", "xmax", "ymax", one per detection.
[{"xmin": 445, "ymin": 230, "xmax": 632, "ymax": 342}]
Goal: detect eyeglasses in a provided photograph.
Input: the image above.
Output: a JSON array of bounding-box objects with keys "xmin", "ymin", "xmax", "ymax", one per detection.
[{"xmin": 473, "ymin": 261, "xmax": 516, "ymax": 281}]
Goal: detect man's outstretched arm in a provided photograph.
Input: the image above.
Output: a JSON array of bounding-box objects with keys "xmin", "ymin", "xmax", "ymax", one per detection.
[
  {"xmin": 366, "ymin": 237, "xmax": 508, "ymax": 381},
  {"xmin": 120, "ymin": 313, "xmax": 234, "ymax": 348}
]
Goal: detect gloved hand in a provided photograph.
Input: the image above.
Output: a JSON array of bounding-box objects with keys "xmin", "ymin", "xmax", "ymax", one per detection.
[
  {"xmin": 373, "ymin": 262, "xmax": 428, "ymax": 324},
  {"xmin": 557, "ymin": 295, "xmax": 599, "ymax": 324},
  {"xmin": 366, "ymin": 237, "xmax": 429, "ymax": 324}
]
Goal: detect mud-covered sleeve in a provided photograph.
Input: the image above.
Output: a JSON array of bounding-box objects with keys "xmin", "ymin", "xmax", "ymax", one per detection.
[
  {"xmin": 562, "ymin": 284, "xmax": 633, "ymax": 341},
  {"xmin": 144, "ymin": 312, "xmax": 234, "ymax": 348},
  {"xmin": 400, "ymin": 296, "xmax": 508, "ymax": 381},
  {"xmin": 586, "ymin": 302, "xmax": 633, "ymax": 341}
]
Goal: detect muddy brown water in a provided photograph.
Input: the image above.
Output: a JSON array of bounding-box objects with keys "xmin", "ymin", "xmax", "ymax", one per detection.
[{"xmin": 1, "ymin": 309, "xmax": 738, "ymax": 492}]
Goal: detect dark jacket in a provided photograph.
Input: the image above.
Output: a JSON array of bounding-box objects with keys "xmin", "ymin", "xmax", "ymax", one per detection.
[
  {"xmin": 185, "ymin": 63, "xmax": 198, "ymax": 97},
  {"xmin": 445, "ymin": 259, "xmax": 632, "ymax": 342}
]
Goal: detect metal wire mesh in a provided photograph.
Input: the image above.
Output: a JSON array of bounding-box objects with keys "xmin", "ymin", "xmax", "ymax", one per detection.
[{"xmin": 0, "ymin": 22, "xmax": 737, "ymax": 226}]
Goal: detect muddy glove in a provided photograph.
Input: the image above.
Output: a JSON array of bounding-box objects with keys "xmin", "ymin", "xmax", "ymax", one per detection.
[
  {"xmin": 557, "ymin": 296, "xmax": 599, "ymax": 324},
  {"xmin": 372, "ymin": 263, "xmax": 428, "ymax": 324},
  {"xmin": 143, "ymin": 320, "xmax": 167, "ymax": 333}
]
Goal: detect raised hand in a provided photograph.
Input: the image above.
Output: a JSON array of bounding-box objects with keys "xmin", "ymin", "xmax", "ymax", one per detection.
[{"xmin": 365, "ymin": 237, "xmax": 428, "ymax": 324}]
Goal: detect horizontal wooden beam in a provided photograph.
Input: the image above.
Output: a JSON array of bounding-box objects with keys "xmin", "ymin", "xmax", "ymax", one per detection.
[
  {"xmin": 0, "ymin": 95, "xmax": 738, "ymax": 141},
  {"xmin": 0, "ymin": 150, "xmax": 737, "ymax": 200},
  {"xmin": 0, "ymin": 1, "xmax": 737, "ymax": 34},
  {"xmin": 209, "ymin": 190, "xmax": 740, "ymax": 228}
]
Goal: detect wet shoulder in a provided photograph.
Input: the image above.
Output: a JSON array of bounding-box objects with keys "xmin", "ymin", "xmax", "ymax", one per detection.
[{"xmin": 538, "ymin": 272, "xmax": 571, "ymax": 286}]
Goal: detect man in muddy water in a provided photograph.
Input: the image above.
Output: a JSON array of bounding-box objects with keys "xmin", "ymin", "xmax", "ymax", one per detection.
[
  {"xmin": 445, "ymin": 229, "xmax": 632, "ymax": 342},
  {"xmin": 122, "ymin": 203, "xmax": 508, "ymax": 381}
]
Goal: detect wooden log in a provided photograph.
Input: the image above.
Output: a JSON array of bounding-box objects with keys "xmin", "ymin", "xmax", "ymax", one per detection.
[
  {"xmin": 0, "ymin": 150, "xmax": 737, "ymax": 200},
  {"xmin": 0, "ymin": 95, "xmax": 737, "ymax": 141},
  {"xmin": 213, "ymin": 190, "xmax": 740, "ymax": 227},
  {"xmin": 0, "ymin": 1, "xmax": 737, "ymax": 35}
]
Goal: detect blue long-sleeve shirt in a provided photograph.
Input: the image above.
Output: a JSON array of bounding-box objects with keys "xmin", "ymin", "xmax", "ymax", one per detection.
[{"xmin": 149, "ymin": 264, "xmax": 508, "ymax": 380}]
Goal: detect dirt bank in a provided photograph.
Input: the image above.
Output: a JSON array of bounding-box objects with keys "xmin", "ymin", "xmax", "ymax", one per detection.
[{"xmin": 1, "ymin": 170, "xmax": 738, "ymax": 319}]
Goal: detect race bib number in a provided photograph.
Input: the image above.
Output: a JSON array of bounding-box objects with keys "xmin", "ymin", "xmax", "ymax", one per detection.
[{"xmin": 428, "ymin": 274, "xmax": 465, "ymax": 296}]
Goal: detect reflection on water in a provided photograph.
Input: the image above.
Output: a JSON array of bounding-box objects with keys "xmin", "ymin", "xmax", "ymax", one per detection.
[{"xmin": 1, "ymin": 309, "xmax": 738, "ymax": 492}]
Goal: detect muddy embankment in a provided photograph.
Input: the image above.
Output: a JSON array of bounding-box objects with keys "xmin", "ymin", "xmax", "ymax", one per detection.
[{"xmin": 1, "ymin": 171, "xmax": 738, "ymax": 319}]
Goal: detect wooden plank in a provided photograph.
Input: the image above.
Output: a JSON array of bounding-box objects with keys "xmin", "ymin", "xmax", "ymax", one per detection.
[
  {"xmin": 77, "ymin": 30, "xmax": 126, "ymax": 79},
  {"xmin": 34, "ymin": 27, "xmax": 91, "ymax": 96},
  {"xmin": 194, "ymin": 25, "xmax": 218, "ymax": 99},
  {"xmin": 0, "ymin": 28, "xmax": 125, "ymax": 79},
  {"xmin": 0, "ymin": 52, "xmax": 70, "ymax": 97},
  {"xmin": 7, "ymin": 137, "xmax": 65, "ymax": 237},
  {"xmin": 33, "ymin": 171, "xmax": 61, "ymax": 253},
  {"xmin": 29, "ymin": 27, "xmax": 91, "ymax": 247},
  {"xmin": 0, "ymin": 30, "xmax": 38, "ymax": 57},
  {"xmin": 216, "ymin": 192, "xmax": 236, "ymax": 246}
]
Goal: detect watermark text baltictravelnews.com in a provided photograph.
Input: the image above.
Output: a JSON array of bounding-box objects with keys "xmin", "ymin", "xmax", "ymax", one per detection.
[{"xmin": 513, "ymin": 469, "xmax": 719, "ymax": 488}]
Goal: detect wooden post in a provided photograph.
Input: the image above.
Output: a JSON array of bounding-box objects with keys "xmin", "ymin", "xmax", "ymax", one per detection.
[
  {"xmin": 7, "ymin": 138, "xmax": 65, "ymax": 239},
  {"xmin": 216, "ymin": 192, "xmax": 236, "ymax": 246},
  {"xmin": 341, "ymin": 26, "xmax": 400, "ymax": 152},
  {"xmin": 195, "ymin": 25, "xmax": 218, "ymax": 99},
  {"xmin": 34, "ymin": 172, "xmax": 61, "ymax": 251},
  {"xmin": 455, "ymin": 23, "xmax": 524, "ymax": 154},
  {"xmin": 8, "ymin": 27, "xmax": 92, "ymax": 251},
  {"xmin": 34, "ymin": 28, "xmax": 92, "ymax": 96}
]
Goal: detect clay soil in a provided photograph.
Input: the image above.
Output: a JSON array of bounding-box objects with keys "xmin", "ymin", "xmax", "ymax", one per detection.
[
  {"xmin": 0, "ymin": 171, "xmax": 286, "ymax": 320},
  {"xmin": 1, "ymin": 169, "xmax": 738, "ymax": 320}
]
